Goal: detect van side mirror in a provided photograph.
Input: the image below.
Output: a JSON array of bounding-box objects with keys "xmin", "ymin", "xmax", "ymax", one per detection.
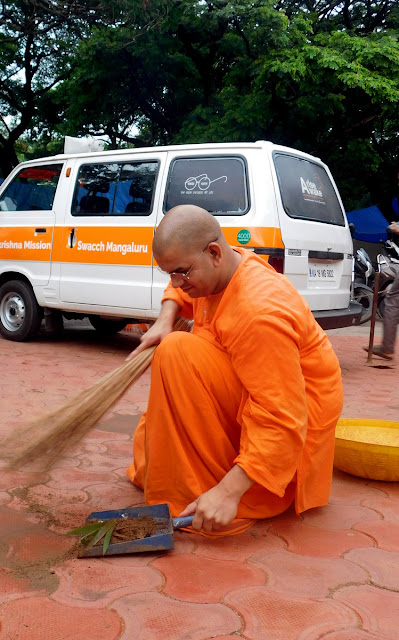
[{"xmin": 348, "ymin": 223, "xmax": 355, "ymax": 238}]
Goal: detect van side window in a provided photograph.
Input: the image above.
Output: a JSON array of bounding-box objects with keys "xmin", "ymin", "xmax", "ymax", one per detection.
[
  {"xmin": 71, "ymin": 161, "xmax": 158, "ymax": 216},
  {"xmin": 164, "ymin": 156, "xmax": 249, "ymax": 215},
  {"xmin": 0, "ymin": 164, "xmax": 63, "ymax": 212},
  {"xmin": 273, "ymin": 154, "xmax": 345, "ymax": 226}
]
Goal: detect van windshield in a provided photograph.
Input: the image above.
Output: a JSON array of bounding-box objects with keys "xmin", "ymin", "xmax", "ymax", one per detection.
[
  {"xmin": 0, "ymin": 164, "xmax": 63, "ymax": 212},
  {"xmin": 273, "ymin": 154, "xmax": 345, "ymax": 226}
]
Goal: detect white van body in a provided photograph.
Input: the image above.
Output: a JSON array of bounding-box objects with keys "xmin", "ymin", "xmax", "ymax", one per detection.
[{"xmin": 0, "ymin": 140, "xmax": 361, "ymax": 340}]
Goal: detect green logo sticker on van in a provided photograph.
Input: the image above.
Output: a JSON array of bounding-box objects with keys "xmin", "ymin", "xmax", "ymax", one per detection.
[{"xmin": 237, "ymin": 229, "xmax": 251, "ymax": 245}]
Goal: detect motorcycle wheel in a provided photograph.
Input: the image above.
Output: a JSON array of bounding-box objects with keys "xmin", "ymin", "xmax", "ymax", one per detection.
[{"xmin": 352, "ymin": 284, "xmax": 374, "ymax": 324}]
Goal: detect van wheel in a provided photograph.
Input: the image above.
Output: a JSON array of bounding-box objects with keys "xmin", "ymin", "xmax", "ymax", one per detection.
[
  {"xmin": 0, "ymin": 280, "xmax": 43, "ymax": 341},
  {"xmin": 88, "ymin": 315, "xmax": 127, "ymax": 335},
  {"xmin": 352, "ymin": 284, "xmax": 373, "ymax": 324}
]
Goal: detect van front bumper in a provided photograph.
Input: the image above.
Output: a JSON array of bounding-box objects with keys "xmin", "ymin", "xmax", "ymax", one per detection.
[{"xmin": 312, "ymin": 301, "xmax": 363, "ymax": 330}]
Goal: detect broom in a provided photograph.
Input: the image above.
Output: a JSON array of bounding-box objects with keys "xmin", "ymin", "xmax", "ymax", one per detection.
[{"xmin": 4, "ymin": 318, "xmax": 191, "ymax": 470}]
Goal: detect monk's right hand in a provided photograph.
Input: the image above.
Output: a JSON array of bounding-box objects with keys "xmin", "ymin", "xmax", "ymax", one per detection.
[
  {"xmin": 179, "ymin": 486, "xmax": 240, "ymax": 533},
  {"xmin": 126, "ymin": 299, "xmax": 180, "ymax": 360},
  {"xmin": 125, "ymin": 320, "xmax": 173, "ymax": 360}
]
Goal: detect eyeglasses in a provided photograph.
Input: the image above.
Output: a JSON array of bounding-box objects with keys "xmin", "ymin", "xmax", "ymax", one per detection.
[{"xmin": 157, "ymin": 237, "xmax": 219, "ymax": 281}]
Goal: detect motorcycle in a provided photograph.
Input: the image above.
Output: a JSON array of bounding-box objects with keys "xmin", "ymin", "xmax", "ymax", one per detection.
[
  {"xmin": 352, "ymin": 235, "xmax": 399, "ymax": 324},
  {"xmin": 352, "ymin": 248, "xmax": 375, "ymax": 324}
]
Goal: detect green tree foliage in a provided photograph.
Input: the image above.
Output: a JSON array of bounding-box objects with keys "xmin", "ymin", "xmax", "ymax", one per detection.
[
  {"xmin": 0, "ymin": 0, "xmax": 98, "ymax": 176},
  {"xmin": 1, "ymin": 1, "xmax": 398, "ymax": 212}
]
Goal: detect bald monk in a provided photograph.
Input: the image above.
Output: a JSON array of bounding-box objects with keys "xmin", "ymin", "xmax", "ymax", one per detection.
[{"xmin": 126, "ymin": 205, "xmax": 343, "ymax": 534}]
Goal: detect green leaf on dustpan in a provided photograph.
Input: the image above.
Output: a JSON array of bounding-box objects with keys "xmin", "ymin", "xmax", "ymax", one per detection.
[
  {"xmin": 67, "ymin": 521, "xmax": 106, "ymax": 537},
  {"xmin": 67, "ymin": 519, "xmax": 118, "ymax": 554}
]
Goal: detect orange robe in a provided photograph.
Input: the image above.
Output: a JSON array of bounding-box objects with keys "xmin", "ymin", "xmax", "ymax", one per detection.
[{"xmin": 127, "ymin": 248, "xmax": 343, "ymax": 523}]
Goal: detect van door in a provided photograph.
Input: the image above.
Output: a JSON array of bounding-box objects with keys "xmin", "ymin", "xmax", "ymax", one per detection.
[
  {"xmin": 270, "ymin": 150, "xmax": 353, "ymax": 313},
  {"xmin": 0, "ymin": 163, "xmax": 62, "ymax": 286},
  {"xmin": 55, "ymin": 154, "xmax": 163, "ymax": 310}
]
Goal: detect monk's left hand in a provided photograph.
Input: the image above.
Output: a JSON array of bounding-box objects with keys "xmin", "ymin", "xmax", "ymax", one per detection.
[{"xmin": 179, "ymin": 485, "xmax": 239, "ymax": 533}]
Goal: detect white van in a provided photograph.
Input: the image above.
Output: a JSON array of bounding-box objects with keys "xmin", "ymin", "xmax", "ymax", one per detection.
[{"xmin": 0, "ymin": 139, "xmax": 361, "ymax": 341}]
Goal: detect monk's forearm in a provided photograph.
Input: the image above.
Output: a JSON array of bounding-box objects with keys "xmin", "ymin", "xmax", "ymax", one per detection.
[
  {"xmin": 157, "ymin": 299, "xmax": 181, "ymax": 331},
  {"xmin": 218, "ymin": 464, "xmax": 254, "ymax": 501}
]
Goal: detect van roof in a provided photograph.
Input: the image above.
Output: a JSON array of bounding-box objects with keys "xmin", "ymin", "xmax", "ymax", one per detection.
[{"xmin": 16, "ymin": 140, "xmax": 322, "ymax": 165}]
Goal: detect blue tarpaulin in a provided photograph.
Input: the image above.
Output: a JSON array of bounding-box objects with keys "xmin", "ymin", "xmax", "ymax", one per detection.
[{"xmin": 346, "ymin": 206, "xmax": 389, "ymax": 243}]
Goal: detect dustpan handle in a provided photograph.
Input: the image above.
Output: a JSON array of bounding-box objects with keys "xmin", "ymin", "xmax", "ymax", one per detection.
[{"xmin": 172, "ymin": 516, "xmax": 194, "ymax": 529}]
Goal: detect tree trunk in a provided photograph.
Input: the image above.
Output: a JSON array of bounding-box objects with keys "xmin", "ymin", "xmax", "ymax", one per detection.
[{"xmin": 0, "ymin": 143, "xmax": 20, "ymax": 180}]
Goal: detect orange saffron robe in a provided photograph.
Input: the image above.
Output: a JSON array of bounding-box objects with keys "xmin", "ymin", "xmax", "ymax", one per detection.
[{"xmin": 127, "ymin": 248, "xmax": 343, "ymax": 520}]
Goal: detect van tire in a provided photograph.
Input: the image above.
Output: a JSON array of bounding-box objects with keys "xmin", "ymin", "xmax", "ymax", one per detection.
[
  {"xmin": 0, "ymin": 280, "xmax": 43, "ymax": 341},
  {"xmin": 88, "ymin": 315, "xmax": 127, "ymax": 335},
  {"xmin": 352, "ymin": 284, "xmax": 374, "ymax": 324}
]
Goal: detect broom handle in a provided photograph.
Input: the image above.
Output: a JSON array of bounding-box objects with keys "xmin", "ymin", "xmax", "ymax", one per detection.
[{"xmin": 366, "ymin": 271, "xmax": 380, "ymax": 363}]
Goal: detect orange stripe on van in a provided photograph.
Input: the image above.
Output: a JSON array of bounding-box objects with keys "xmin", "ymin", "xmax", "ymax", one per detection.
[
  {"xmin": 0, "ymin": 227, "xmax": 53, "ymax": 261},
  {"xmin": 52, "ymin": 226, "xmax": 154, "ymax": 266},
  {"xmin": 0, "ymin": 225, "xmax": 283, "ymax": 266}
]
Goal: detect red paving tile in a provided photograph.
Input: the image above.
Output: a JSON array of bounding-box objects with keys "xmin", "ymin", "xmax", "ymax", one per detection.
[
  {"xmin": 224, "ymin": 586, "xmax": 359, "ymax": 640},
  {"xmin": 269, "ymin": 520, "xmax": 375, "ymax": 557},
  {"xmin": 250, "ymin": 549, "xmax": 368, "ymax": 597},
  {"xmin": 302, "ymin": 503, "xmax": 378, "ymax": 529},
  {"xmin": 334, "ymin": 585, "xmax": 399, "ymax": 637},
  {"xmin": 0, "ymin": 325, "xmax": 398, "ymax": 639},
  {"xmin": 193, "ymin": 527, "xmax": 285, "ymax": 561},
  {"xmin": 0, "ymin": 597, "xmax": 122, "ymax": 640},
  {"xmin": 152, "ymin": 552, "xmax": 266, "ymax": 602},
  {"xmin": 52, "ymin": 558, "xmax": 163, "ymax": 607},
  {"xmin": 345, "ymin": 548, "xmax": 399, "ymax": 590},
  {"xmin": 0, "ymin": 491, "xmax": 11, "ymax": 505},
  {"xmin": 84, "ymin": 481, "xmax": 142, "ymax": 509},
  {"xmin": 0, "ymin": 568, "xmax": 36, "ymax": 603},
  {"xmin": 353, "ymin": 519, "xmax": 399, "ymax": 552},
  {"xmin": 360, "ymin": 496, "xmax": 399, "ymax": 522},
  {"xmin": 46, "ymin": 467, "xmax": 117, "ymax": 489},
  {"xmin": 320, "ymin": 632, "xmax": 388, "ymax": 640},
  {"xmin": 2, "ymin": 527, "xmax": 75, "ymax": 565},
  {"xmin": 110, "ymin": 592, "xmax": 241, "ymax": 639}
]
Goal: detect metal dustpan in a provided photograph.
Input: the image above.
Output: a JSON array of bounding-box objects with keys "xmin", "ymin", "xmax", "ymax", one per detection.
[{"xmin": 78, "ymin": 503, "xmax": 193, "ymax": 557}]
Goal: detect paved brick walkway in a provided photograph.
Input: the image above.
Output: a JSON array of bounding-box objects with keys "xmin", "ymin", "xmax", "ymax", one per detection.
[{"xmin": 0, "ymin": 321, "xmax": 398, "ymax": 640}]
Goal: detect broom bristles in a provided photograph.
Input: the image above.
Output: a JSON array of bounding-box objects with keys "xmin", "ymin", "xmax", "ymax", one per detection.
[{"xmin": 4, "ymin": 318, "xmax": 191, "ymax": 470}]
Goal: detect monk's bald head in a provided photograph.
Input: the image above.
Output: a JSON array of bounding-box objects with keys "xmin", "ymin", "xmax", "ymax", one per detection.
[{"xmin": 153, "ymin": 205, "xmax": 222, "ymax": 258}]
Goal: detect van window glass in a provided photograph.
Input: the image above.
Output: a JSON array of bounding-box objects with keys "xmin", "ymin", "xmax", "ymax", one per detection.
[
  {"xmin": 273, "ymin": 154, "xmax": 345, "ymax": 225},
  {"xmin": 0, "ymin": 164, "xmax": 63, "ymax": 212},
  {"xmin": 164, "ymin": 157, "xmax": 248, "ymax": 215},
  {"xmin": 71, "ymin": 161, "xmax": 158, "ymax": 216}
]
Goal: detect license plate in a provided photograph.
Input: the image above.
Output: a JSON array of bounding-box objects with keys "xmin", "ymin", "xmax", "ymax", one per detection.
[{"xmin": 308, "ymin": 263, "xmax": 336, "ymax": 281}]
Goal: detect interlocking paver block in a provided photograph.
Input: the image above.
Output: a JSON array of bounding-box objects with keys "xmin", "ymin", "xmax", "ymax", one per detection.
[
  {"xmin": 361, "ymin": 497, "xmax": 399, "ymax": 523},
  {"xmin": 0, "ymin": 568, "xmax": 36, "ymax": 605},
  {"xmin": 302, "ymin": 504, "xmax": 377, "ymax": 530},
  {"xmin": 152, "ymin": 552, "xmax": 266, "ymax": 602},
  {"xmin": 52, "ymin": 558, "xmax": 163, "ymax": 607},
  {"xmin": 193, "ymin": 528, "xmax": 285, "ymax": 562},
  {"xmin": 47, "ymin": 467, "xmax": 117, "ymax": 489},
  {"xmin": 78, "ymin": 452, "xmax": 131, "ymax": 472},
  {"xmin": 111, "ymin": 591, "xmax": 241, "ymax": 639},
  {"xmin": 269, "ymin": 521, "xmax": 374, "ymax": 557},
  {"xmin": 0, "ymin": 596, "xmax": 121, "ymax": 639},
  {"xmin": 319, "ymin": 631, "xmax": 388, "ymax": 640},
  {"xmin": 84, "ymin": 481, "xmax": 143, "ymax": 509},
  {"xmin": 345, "ymin": 548, "xmax": 399, "ymax": 591},
  {"xmin": 0, "ymin": 491, "xmax": 11, "ymax": 505},
  {"xmin": 224, "ymin": 586, "xmax": 359, "ymax": 640},
  {"xmin": 334, "ymin": 585, "xmax": 399, "ymax": 638},
  {"xmin": 328, "ymin": 471, "xmax": 385, "ymax": 505},
  {"xmin": 250, "ymin": 550, "xmax": 368, "ymax": 597},
  {"xmin": 353, "ymin": 519, "xmax": 399, "ymax": 552}
]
